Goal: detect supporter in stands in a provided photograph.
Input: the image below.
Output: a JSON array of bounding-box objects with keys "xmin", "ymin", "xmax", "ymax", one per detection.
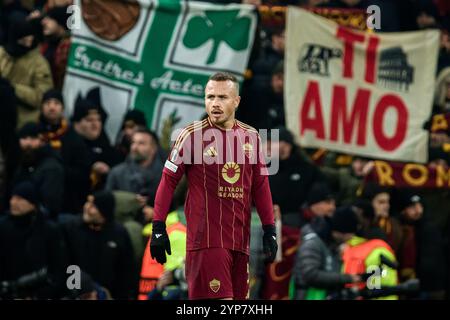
[
  {"xmin": 0, "ymin": 181, "xmax": 67, "ymax": 299},
  {"xmin": 320, "ymin": 156, "xmax": 373, "ymax": 206},
  {"xmin": 106, "ymin": 128, "xmax": 163, "ymax": 197},
  {"xmin": 353, "ymin": 198, "xmax": 387, "ymax": 241},
  {"xmin": 39, "ymin": 5, "xmax": 71, "ymax": 90},
  {"xmin": 115, "ymin": 109, "xmax": 148, "ymax": 162},
  {"xmin": 71, "ymin": 89, "xmax": 121, "ymax": 191},
  {"xmin": 0, "ymin": 18, "xmax": 53, "ymax": 128},
  {"xmin": 250, "ymin": 26, "xmax": 284, "ymax": 91},
  {"xmin": 14, "ymin": 122, "xmax": 64, "ymax": 218},
  {"xmin": 393, "ymin": 189, "xmax": 447, "ymax": 299},
  {"xmin": 361, "ymin": 182, "xmax": 402, "ymax": 252},
  {"xmin": 267, "ymin": 127, "xmax": 325, "ymax": 219},
  {"xmin": 38, "ymin": 89, "xmax": 90, "ymax": 215},
  {"xmin": 60, "ymin": 190, "xmax": 138, "ymax": 299},
  {"xmin": 238, "ymin": 61, "xmax": 285, "ymax": 130},
  {"xmin": 284, "ymin": 182, "xmax": 336, "ymax": 229}
]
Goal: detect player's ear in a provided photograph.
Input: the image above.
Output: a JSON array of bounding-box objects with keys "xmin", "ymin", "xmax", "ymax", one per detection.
[{"xmin": 235, "ymin": 95, "xmax": 241, "ymax": 109}]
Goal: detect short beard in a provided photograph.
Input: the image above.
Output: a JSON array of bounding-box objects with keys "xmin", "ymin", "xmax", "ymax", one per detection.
[{"xmin": 131, "ymin": 153, "xmax": 148, "ymax": 164}]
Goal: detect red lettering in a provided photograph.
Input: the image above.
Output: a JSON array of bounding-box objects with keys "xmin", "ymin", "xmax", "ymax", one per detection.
[
  {"xmin": 373, "ymin": 95, "xmax": 408, "ymax": 151},
  {"xmin": 365, "ymin": 36, "xmax": 379, "ymax": 84},
  {"xmin": 300, "ymin": 81, "xmax": 325, "ymax": 139},
  {"xmin": 330, "ymin": 85, "xmax": 370, "ymax": 146},
  {"xmin": 336, "ymin": 26, "xmax": 365, "ymax": 79}
]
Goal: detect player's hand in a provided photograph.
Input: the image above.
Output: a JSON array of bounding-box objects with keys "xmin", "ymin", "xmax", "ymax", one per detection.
[
  {"xmin": 262, "ymin": 224, "xmax": 278, "ymax": 264},
  {"xmin": 150, "ymin": 220, "xmax": 171, "ymax": 264}
]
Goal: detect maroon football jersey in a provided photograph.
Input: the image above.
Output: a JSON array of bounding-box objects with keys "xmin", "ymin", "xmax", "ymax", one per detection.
[{"xmin": 154, "ymin": 118, "xmax": 274, "ymax": 255}]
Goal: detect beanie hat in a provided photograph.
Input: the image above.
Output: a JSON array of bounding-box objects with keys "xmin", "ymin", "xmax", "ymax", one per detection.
[
  {"xmin": 395, "ymin": 189, "xmax": 422, "ymax": 212},
  {"xmin": 71, "ymin": 88, "xmax": 107, "ymax": 123},
  {"xmin": 269, "ymin": 126, "xmax": 294, "ymax": 145},
  {"xmin": 331, "ymin": 206, "xmax": 359, "ymax": 233},
  {"xmin": 353, "ymin": 198, "xmax": 375, "ymax": 220},
  {"xmin": 18, "ymin": 122, "xmax": 42, "ymax": 139},
  {"xmin": 42, "ymin": 89, "xmax": 64, "ymax": 106},
  {"xmin": 71, "ymin": 96, "xmax": 100, "ymax": 123},
  {"xmin": 361, "ymin": 182, "xmax": 390, "ymax": 201},
  {"xmin": 46, "ymin": 6, "xmax": 70, "ymax": 30},
  {"xmin": 9, "ymin": 19, "xmax": 34, "ymax": 41},
  {"xmin": 307, "ymin": 183, "xmax": 334, "ymax": 206},
  {"xmin": 5, "ymin": 19, "xmax": 35, "ymax": 57},
  {"xmin": 11, "ymin": 181, "xmax": 39, "ymax": 206},
  {"xmin": 122, "ymin": 109, "xmax": 147, "ymax": 129},
  {"xmin": 92, "ymin": 191, "xmax": 115, "ymax": 221}
]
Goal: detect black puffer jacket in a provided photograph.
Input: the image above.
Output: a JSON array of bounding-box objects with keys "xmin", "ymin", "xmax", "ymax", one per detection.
[
  {"xmin": 37, "ymin": 119, "xmax": 92, "ymax": 214},
  {"xmin": 60, "ymin": 216, "xmax": 138, "ymax": 299},
  {"xmin": 13, "ymin": 145, "xmax": 64, "ymax": 218}
]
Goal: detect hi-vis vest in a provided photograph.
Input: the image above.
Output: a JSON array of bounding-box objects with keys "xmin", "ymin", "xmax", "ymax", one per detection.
[
  {"xmin": 138, "ymin": 222, "xmax": 186, "ymax": 300},
  {"xmin": 342, "ymin": 238, "xmax": 395, "ymax": 290}
]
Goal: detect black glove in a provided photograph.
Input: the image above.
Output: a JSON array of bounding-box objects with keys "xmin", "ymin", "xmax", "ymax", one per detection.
[
  {"xmin": 150, "ymin": 220, "xmax": 171, "ymax": 264},
  {"xmin": 262, "ymin": 224, "xmax": 278, "ymax": 264}
]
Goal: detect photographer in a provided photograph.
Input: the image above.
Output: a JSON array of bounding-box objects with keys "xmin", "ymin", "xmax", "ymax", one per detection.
[{"xmin": 0, "ymin": 181, "xmax": 67, "ymax": 299}]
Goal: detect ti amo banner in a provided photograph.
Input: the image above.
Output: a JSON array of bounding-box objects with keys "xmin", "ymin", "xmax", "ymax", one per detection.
[
  {"xmin": 63, "ymin": 0, "xmax": 257, "ymax": 141},
  {"xmin": 285, "ymin": 7, "xmax": 440, "ymax": 163},
  {"xmin": 366, "ymin": 160, "xmax": 450, "ymax": 188}
]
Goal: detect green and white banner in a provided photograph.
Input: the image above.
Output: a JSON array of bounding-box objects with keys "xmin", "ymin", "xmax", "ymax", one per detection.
[{"xmin": 63, "ymin": 0, "xmax": 257, "ymax": 141}]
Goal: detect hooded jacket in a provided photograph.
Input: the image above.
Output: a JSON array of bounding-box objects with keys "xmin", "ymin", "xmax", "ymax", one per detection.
[
  {"xmin": 13, "ymin": 145, "xmax": 64, "ymax": 218},
  {"xmin": 0, "ymin": 46, "xmax": 53, "ymax": 128}
]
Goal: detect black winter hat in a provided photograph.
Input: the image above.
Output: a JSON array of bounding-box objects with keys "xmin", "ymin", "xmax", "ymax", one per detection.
[
  {"xmin": 361, "ymin": 182, "xmax": 390, "ymax": 201},
  {"xmin": 122, "ymin": 109, "xmax": 147, "ymax": 128},
  {"xmin": 395, "ymin": 189, "xmax": 421, "ymax": 212},
  {"xmin": 269, "ymin": 126, "xmax": 294, "ymax": 145},
  {"xmin": 307, "ymin": 183, "xmax": 334, "ymax": 206},
  {"xmin": 71, "ymin": 97, "xmax": 101, "ymax": 123},
  {"xmin": 9, "ymin": 19, "xmax": 34, "ymax": 41},
  {"xmin": 46, "ymin": 6, "xmax": 70, "ymax": 30},
  {"xmin": 331, "ymin": 206, "xmax": 359, "ymax": 233},
  {"xmin": 18, "ymin": 122, "xmax": 42, "ymax": 138},
  {"xmin": 12, "ymin": 181, "xmax": 39, "ymax": 206},
  {"xmin": 353, "ymin": 198, "xmax": 375, "ymax": 220},
  {"xmin": 92, "ymin": 191, "xmax": 115, "ymax": 221},
  {"xmin": 71, "ymin": 88, "xmax": 107, "ymax": 123},
  {"xmin": 42, "ymin": 89, "xmax": 64, "ymax": 106}
]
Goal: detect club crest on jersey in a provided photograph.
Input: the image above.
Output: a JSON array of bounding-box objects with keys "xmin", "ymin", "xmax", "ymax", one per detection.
[
  {"xmin": 209, "ymin": 278, "xmax": 220, "ymax": 293},
  {"xmin": 222, "ymin": 162, "xmax": 240, "ymax": 184},
  {"xmin": 243, "ymin": 143, "xmax": 253, "ymax": 159}
]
